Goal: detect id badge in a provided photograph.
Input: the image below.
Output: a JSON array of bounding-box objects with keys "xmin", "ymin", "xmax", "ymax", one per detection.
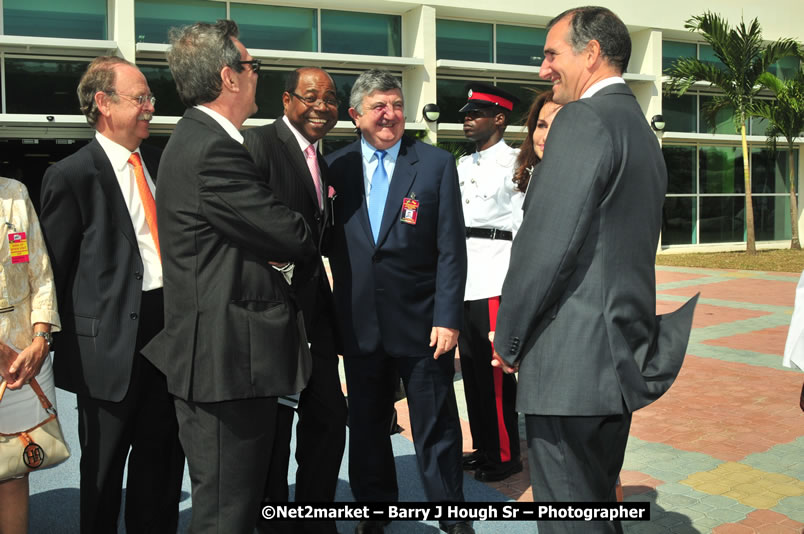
[
  {"xmin": 400, "ymin": 197, "xmax": 419, "ymax": 225},
  {"xmin": 8, "ymin": 232, "xmax": 29, "ymax": 263}
]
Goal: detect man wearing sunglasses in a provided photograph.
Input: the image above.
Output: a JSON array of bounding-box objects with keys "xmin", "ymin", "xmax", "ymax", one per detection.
[
  {"xmin": 244, "ymin": 67, "xmax": 346, "ymax": 534},
  {"xmin": 39, "ymin": 56, "xmax": 184, "ymax": 533}
]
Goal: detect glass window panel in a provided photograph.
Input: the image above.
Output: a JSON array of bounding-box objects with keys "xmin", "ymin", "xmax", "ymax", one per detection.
[
  {"xmin": 766, "ymin": 56, "xmax": 800, "ymax": 81},
  {"xmin": 496, "ymin": 25, "xmax": 546, "ymax": 66},
  {"xmin": 700, "ymin": 95, "xmax": 736, "ymax": 134},
  {"xmin": 436, "ymin": 20, "xmax": 492, "ymax": 62},
  {"xmin": 699, "ymin": 44, "xmax": 727, "ymax": 71},
  {"xmin": 699, "ymin": 197, "xmax": 744, "ymax": 243},
  {"xmin": 754, "ymin": 195, "xmax": 792, "ymax": 241},
  {"xmin": 699, "ymin": 145, "xmax": 744, "ymax": 194},
  {"xmin": 232, "ymin": 4, "xmax": 316, "ymax": 52},
  {"xmin": 5, "ymin": 58, "xmax": 89, "ymax": 114},
  {"xmin": 662, "ymin": 41, "xmax": 696, "ymax": 73},
  {"xmin": 4, "ymin": 0, "xmax": 106, "ymax": 39},
  {"xmin": 663, "ymin": 94, "xmax": 696, "ymax": 133},
  {"xmin": 436, "ymin": 78, "xmax": 471, "ymax": 124},
  {"xmin": 138, "ymin": 64, "xmax": 185, "ymax": 117},
  {"xmin": 662, "ymin": 197, "xmax": 696, "ymax": 245},
  {"xmin": 253, "ymin": 69, "xmax": 288, "ymax": 120},
  {"xmin": 135, "ymin": 0, "xmax": 225, "ymax": 44},
  {"xmin": 750, "ymin": 113, "xmax": 769, "ymax": 137},
  {"xmin": 321, "ymin": 10, "xmax": 401, "ymax": 57},
  {"xmin": 330, "ymin": 73, "xmax": 359, "ymax": 122},
  {"xmin": 663, "ymin": 145, "xmax": 697, "ymax": 194},
  {"xmin": 751, "ymin": 147, "xmax": 795, "ymax": 194}
]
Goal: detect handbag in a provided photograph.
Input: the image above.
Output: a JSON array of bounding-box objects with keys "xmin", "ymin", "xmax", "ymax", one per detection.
[{"xmin": 0, "ymin": 377, "xmax": 70, "ymax": 481}]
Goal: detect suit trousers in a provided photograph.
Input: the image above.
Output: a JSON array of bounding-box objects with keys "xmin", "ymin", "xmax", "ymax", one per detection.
[
  {"xmin": 525, "ymin": 412, "xmax": 632, "ymax": 534},
  {"xmin": 176, "ymin": 395, "xmax": 278, "ymax": 534},
  {"xmin": 343, "ymin": 349, "xmax": 464, "ymax": 507},
  {"xmin": 76, "ymin": 289, "xmax": 184, "ymax": 534},
  {"xmin": 458, "ymin": 296, "xmax": 520, "ymax": 465},
  {"xmin": 257, "ymin": 319, "xmax": 346, "ymax": 534}
]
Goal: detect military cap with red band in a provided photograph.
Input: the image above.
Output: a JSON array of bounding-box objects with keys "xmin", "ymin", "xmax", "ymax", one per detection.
[{"xmin": 459, "ymin": 82, "xmax": 521, "ymax": 112}]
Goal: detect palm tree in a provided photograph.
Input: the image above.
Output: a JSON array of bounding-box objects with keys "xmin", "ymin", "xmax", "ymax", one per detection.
[
  {"xmin": 752, "ymin": 69, "xmax": 804, "ymax": 250},
  {"xmin": 665, "ymin": 12, "xmax": 799, "ymax": 254}
]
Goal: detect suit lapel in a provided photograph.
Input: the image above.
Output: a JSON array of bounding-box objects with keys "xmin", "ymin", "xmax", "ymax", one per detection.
[
  {"xmin": 88, "ymin": 139, "xmax": 139, "ymax": 252},
  {"xmin": 275, "ymin": 119, "xmax": 321, "ymax": 212},
  {"xmin": 376, "ymin": 138, "xmax": 417, "ymax": 248}
]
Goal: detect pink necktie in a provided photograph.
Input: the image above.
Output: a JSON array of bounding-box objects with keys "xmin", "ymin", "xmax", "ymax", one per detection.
[{"xmin": 304, "ymin": 144, "xmax": 323, "ymax": 210}]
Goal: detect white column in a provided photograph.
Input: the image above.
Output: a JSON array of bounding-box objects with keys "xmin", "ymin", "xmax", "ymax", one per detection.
[
  {"xmin": 110, "ymin": 0, "xmax": 136, "ymax": 61},
  {"xmin": 401, "ymin": 5, "xmax": 437, "ymax": 144},
  {"xmin": 628, "ymin": 29, "xmax": 663, "ymax": 126}
]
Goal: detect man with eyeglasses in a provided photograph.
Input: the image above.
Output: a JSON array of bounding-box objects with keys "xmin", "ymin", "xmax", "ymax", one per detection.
[
  {"xmin": 39, "ymin": 56, "xmax": 185, "ymax": 533},
  {"xmin": 244, "ymin": 67, "xmax": 346, "ymax": 534},
  {"xmin": 141, "ymin": 20, "xmax": 316, "ymax": 533}
]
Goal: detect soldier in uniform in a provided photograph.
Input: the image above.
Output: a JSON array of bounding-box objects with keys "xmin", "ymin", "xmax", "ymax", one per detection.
[{"xmin": 457, "ymin": 83, "xmax": 523, "ymax": 482}]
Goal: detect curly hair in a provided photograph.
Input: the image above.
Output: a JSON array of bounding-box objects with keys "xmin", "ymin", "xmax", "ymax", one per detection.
[{"xmin": 513, "ymin": 89, "xmax": 555, "ymax": 193}]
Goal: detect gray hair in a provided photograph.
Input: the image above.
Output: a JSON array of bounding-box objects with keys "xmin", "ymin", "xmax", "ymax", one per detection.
[
  {"xmin": 167, "ymin": 19, "xmax": 243, "ymax": 107},
  {"xmin": 349, "ymin": 69, "xmax": 402, "ymax": 114},
  {"xmin": 547, "ymin": 6, "xmax": 631, "ymax": 74},
  {"xmin": 77, "ymin": 56, "xmax": 134, "ymax": 127}
]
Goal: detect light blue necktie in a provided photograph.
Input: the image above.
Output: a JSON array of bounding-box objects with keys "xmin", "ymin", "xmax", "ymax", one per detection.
[{"xmin": 368, "ymin": 150, "xmax": 389, "ymax": 242}]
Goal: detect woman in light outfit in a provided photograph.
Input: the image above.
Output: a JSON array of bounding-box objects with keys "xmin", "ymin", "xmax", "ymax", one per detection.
[{"xmin": 0, "ymin": 177, "xmax": 61, "ymax": 534}]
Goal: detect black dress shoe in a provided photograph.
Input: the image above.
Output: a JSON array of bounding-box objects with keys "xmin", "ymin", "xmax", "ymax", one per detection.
[
  {"xmin": 461, "ymin": 450, "xmax": 487, "ymax": 470},
  {"xmin": 355, "ymin": 519, "xmax": 390, "ymax": 534},
  {"xmin": 474, "ymin": 459, "xmax": 523, "ymax": 482},
  {"xmin": 441, "ymin": 522, "xmax": 475, "ymax": 534}
]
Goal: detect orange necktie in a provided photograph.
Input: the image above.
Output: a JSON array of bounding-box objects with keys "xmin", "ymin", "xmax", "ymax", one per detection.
[{"xmin": 128, "ymin": 153, "xmax": 161, "ymax": 261}]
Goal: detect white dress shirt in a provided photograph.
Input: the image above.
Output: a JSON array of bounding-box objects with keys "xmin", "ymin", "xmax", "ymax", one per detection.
[
  {"xmin": 95, "ymin": 132, "xmax": 162, "ymax": 291},
  {"xmin": 458, "ymin": 139, "xmax": 522, "ymax": 301}
]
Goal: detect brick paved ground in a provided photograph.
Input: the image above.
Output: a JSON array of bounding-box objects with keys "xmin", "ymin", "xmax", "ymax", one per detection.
[{"xmin": 394, "ymin": 266, "xmax": 804, "ymax": 533}]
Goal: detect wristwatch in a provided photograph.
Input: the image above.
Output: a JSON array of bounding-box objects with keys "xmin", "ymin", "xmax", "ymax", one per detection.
[{"xmin": 33, "ymin": 331, "xmax": 53, "ymax": 346}]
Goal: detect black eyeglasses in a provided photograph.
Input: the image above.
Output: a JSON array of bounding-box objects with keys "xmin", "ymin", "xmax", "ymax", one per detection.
[
  {"xmin": 107, "ymin": 92, "xmax": 156, "ymax": 107},
  {"xmin": 237, "ymin": 59, "xmax": 262, "ymax": 72},
  {"xmin": 289, "ymin": 91, "xmax": 340, "ymax": 108}
]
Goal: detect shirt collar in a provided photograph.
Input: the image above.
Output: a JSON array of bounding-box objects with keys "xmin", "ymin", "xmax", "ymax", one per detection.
[
  {"xmin": 581, "ymin": 76, "xmax": 626, "ymax": 99},
  {"xmin": 195, "ymin": 104, "xmax": 244, "ymax": 144},
  {"xmin": 95, "ymin": 131, "xmax": 142, "ymax": 171},
  {"xmin": 360, "ymin": 136, "xmax": 402, "ymax": 163},
  {"xmin": 281, "ymin": 115, "xmax": 318, "ymax": 153},
  {"xmin": 473, "ymin": 138, "xmax": 508, "ymax": 163}
]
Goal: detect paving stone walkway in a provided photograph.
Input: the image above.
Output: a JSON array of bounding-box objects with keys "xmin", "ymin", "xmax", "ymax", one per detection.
[{"xmin": 446, "ymin": 266, "xmax": 804, "ymax": 532}]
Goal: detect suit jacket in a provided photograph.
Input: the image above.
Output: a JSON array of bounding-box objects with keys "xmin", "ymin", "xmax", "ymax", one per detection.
[
  {"xmin": 242, "ymin": 120, "xmax": 336, "ymax": 338},
  {"xmin": 495, "ymin": 83, "xmax": 697, "ymax": 416},
  {"xmin": 142, "ymin": 108, "xmax": 317, "ymax": 402},
  {"xmin": 39, "ymin": 138, "xmax": 161, "ymax": 402},
  {"xmin": 325, "ymin": 135, "xmax": 467, "ymax": 358}
]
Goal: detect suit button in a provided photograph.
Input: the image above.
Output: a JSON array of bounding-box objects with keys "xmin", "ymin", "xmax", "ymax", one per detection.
[
  {"xmin": 135, "ymin": 272, "xmax": 143, "ymax": 280},
  {"xmin": 130, "ymin": 312, "xmax": 138, "ymax": 320},
  {"xmin": 315, "ymin": 214, "xmax": 321, "ymax": 222},
  {"xmin": 372, "ymin": 255, "xmax": 378, "ymax": 263}
]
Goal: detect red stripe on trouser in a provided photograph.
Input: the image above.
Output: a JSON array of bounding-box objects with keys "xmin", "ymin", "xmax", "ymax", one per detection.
[{"xmin": 487, "ymin": 296, "xmax": 511, "ymax": 463}]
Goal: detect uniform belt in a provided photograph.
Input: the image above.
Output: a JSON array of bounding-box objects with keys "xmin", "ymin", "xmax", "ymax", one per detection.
[{"xmin": 465, "ymin": 227, "xmax": 513, "ymax": 240}]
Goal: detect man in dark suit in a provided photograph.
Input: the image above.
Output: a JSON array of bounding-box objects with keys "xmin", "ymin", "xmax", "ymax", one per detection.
[
  {"xmin": 39, "ymin": 56, "xmax": 184, "ymax": 533},
  {"xmin": 244, "ymin": 67, "xmax": 346, "ymax": 534},
  {"xmin": 491, "ymin": 7, "xmax": 697, "ymax": 533},
  {"xmin": 141, "ymin": 20, "xmax": 316, "ymax": 533},
  {"xmin": 326, "ymin": 69, "xmax": 472, "ymax": 534}
]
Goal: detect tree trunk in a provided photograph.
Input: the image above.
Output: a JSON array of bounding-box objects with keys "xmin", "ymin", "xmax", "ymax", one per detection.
[
  {"xmin": 741, "ymin": 123, "xmax": 757, "ymax": 254},
  {"xmin": 789, "ymin": 143, "xmax": 801, "ymax": 250}
]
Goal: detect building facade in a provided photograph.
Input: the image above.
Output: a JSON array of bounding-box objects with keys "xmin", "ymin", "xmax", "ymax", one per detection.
[{"xmin": 1, "ymin": 0, "xmax": 802, "ymax": 250}]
